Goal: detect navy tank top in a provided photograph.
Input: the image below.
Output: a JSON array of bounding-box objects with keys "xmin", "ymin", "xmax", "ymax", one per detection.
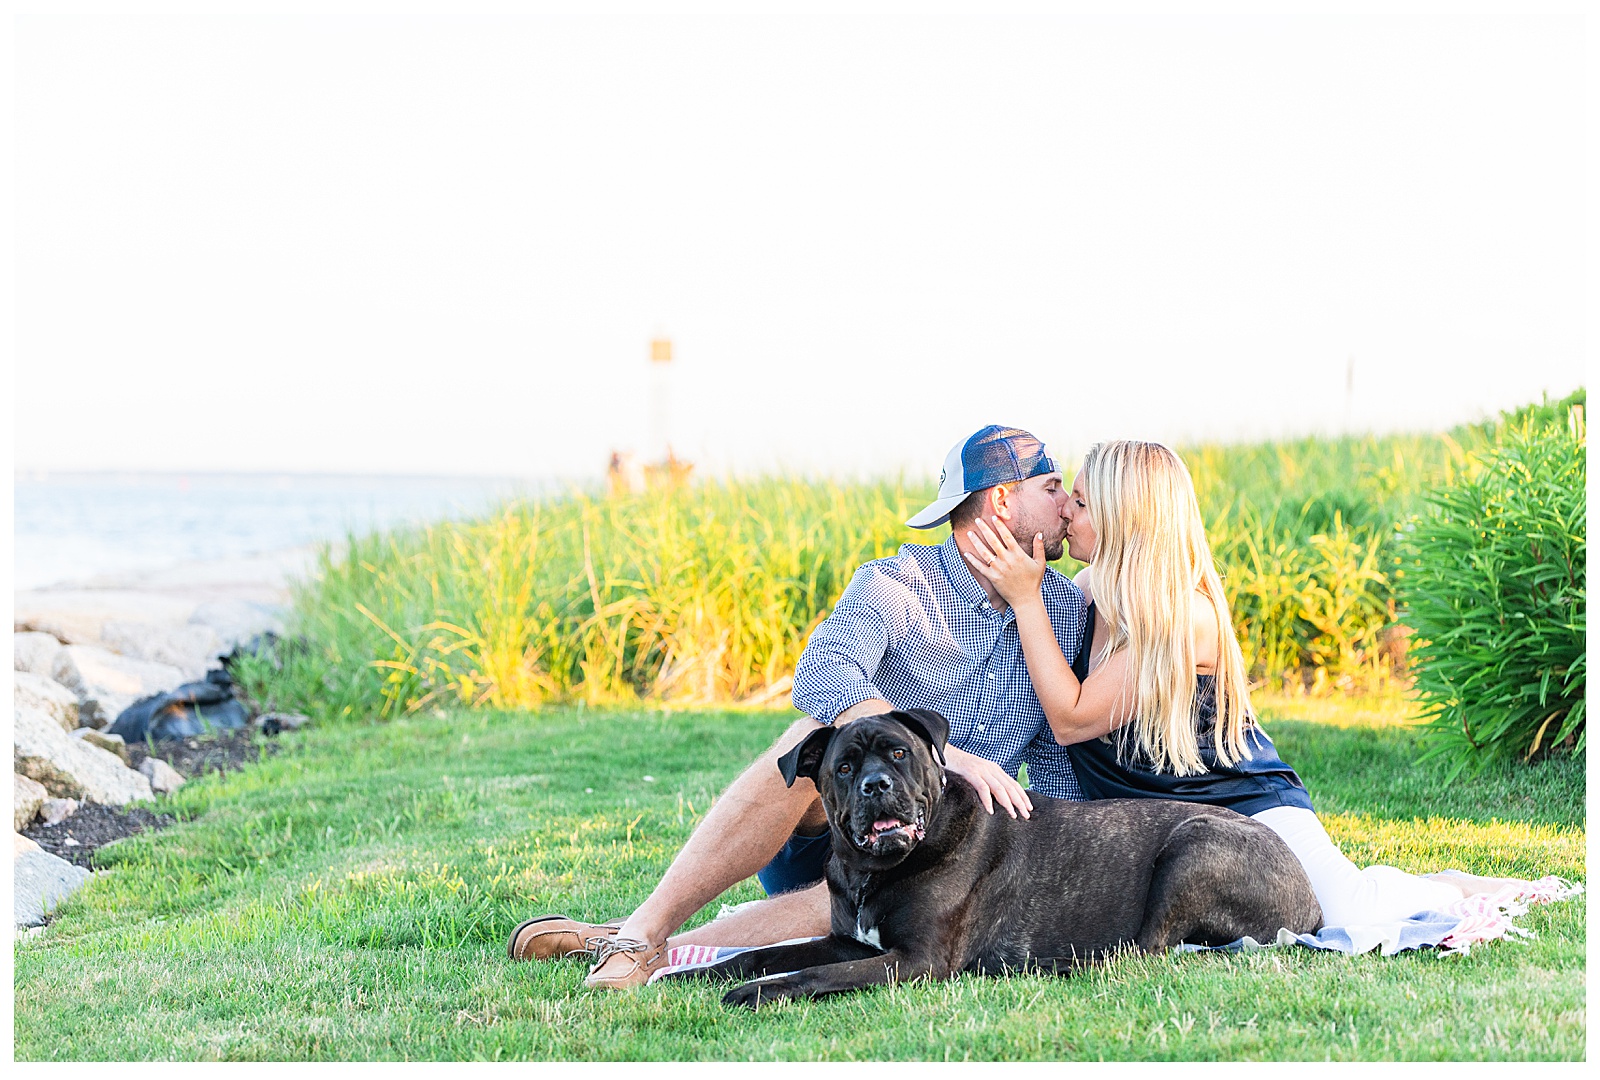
[{"xmin": 1062, "ymin": 604, "xmax": 1314, "ymax": 816}]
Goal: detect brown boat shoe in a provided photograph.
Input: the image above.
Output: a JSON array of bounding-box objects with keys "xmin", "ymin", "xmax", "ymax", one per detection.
[
  {"xmin": 507, "ymin": 915, "xmax": 625, "ymax": 962},
  {"xmin": 584, "ymin": 937, "xmax": 668, "ymax": 990}
]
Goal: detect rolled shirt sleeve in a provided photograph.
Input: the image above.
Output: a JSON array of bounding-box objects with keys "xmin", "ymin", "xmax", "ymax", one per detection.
[{"xmin": 792, "ymin": 566, "xmax": 907, "ymax": 724}]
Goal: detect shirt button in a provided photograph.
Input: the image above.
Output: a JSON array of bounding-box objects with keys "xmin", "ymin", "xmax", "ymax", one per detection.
[
  {"xmin": 986, "ymin": 671, "xmax": 996, "ymax": 680},
  {"xmin": 978, "ymin": 724, "xmax": 986, "ymax": 733}
]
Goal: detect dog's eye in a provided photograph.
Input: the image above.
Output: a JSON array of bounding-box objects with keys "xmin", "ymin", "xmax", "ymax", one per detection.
[
  {"xmin": 837, "ymin": 762, "xmax": 852, "ymax": 775},
  {"xmin": 891, "ymin": 748, "xmax": 906, "ymax": 760}
]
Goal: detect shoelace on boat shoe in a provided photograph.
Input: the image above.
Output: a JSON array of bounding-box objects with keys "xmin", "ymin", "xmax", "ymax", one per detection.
[
  {"xmin": 590, "ymin": 936, "xmax": 660, "ymax": 968},
  {"xmin": 580, "ymin": 932, "xmax": 619, "ymax": 955}
]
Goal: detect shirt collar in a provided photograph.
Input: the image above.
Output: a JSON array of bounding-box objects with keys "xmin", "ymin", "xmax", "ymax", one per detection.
[{"xmin": 939, "ymin": 533, "xmax": 1001, "ymax": 614}]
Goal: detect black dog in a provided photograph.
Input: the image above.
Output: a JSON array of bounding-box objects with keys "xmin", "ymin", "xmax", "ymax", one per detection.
[{"xmin": 669, "ymin": 709, "xmax": 1322, "ymax": 1009}]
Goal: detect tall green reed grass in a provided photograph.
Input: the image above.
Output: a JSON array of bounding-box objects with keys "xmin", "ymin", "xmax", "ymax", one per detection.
[
  {"xmin": 248, "ymin": 480, "xmax": 927, "ymax": 720},
  {"xmin": 246, "ymin": 397, "xmax": 1579, "ymax": 721},
  {"xmin": 1186, "ymin": 431, "xmax": 1479, "ymax": 692}
]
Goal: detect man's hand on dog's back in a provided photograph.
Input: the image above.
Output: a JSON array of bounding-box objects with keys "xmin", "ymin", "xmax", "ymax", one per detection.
[
  {"xmin": 832, "ymin": 698, "xmax": 1033, "ymax": 820},
  {"xmin": 942, "ymin": 744, "xmax": 1033, "ymax": 819}
]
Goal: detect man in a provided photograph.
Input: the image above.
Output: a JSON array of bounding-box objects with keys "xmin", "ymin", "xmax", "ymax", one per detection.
[{"xmin": 508, "ymin": 425, "xmax": 1088, "ymax": 988}]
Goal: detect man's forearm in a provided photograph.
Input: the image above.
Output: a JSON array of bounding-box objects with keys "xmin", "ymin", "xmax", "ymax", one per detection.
[{"xmin": 832, "ymin": 698, "xmax": 896, "ymax": 725}]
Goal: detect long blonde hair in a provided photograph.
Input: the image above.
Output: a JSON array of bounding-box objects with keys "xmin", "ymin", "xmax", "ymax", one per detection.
[{"xmin": 1081, "ymin": 440, "xmax": 1252, "ymax": 775}]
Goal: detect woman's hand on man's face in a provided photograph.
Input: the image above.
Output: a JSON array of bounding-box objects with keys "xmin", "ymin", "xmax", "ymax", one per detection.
[{"xmin": 963, "ymin": 516, "xmax": 1047, "ymax": 604}]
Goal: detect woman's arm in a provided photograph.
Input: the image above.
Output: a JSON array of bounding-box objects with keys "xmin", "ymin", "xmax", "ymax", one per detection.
[
  {"xmin": 1073, "ymin": 565, "xmax": 1094, "ymax": 606},
  {"xmin": 1012, "ymin": 593, "xmax": 1133, "ymax": 745},
  {"xmin": 964, "ymin": 519, "xmax": 1132, "ymax": 746}
]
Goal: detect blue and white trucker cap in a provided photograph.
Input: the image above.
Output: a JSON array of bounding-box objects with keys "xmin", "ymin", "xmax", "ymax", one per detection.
[{"xmin": 906, "ymin": 425, "xmax": 1060, "ymax": 529}]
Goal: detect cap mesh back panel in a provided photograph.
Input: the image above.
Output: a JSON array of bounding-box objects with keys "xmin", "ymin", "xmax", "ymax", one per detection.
[{"xmin": 962, "ymin": 426, "xmax": 1052, "ymax": 486}]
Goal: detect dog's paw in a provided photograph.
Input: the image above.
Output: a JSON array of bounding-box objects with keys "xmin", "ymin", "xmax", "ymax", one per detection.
[{"xmin": 722, "ymin": 979, "xmax": 795, "ymax": 1010}]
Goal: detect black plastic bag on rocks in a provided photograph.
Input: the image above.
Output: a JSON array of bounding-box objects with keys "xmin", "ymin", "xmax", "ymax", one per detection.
[
  {"xmin": 222, "ymin": 632, "xmax": 286, "ymax": 672},
  {"xmin": 109, "ymin": 681, "xmax": 251, "ymax": 742}
]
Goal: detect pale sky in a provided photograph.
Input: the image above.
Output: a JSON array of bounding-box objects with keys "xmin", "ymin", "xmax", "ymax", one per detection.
[{"xmin": 13, "ymin": 13, "xmax": 1588, "ymax": 480}]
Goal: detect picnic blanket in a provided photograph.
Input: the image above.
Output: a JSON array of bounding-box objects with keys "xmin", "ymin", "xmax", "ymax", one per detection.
[
  {"xmin": 1178, "ymin": 875, "xmax": 1585, "ymax": 958},
  {"xmin": 647, "ymin": 876, "xmax": 1584, "ymax": 982}
]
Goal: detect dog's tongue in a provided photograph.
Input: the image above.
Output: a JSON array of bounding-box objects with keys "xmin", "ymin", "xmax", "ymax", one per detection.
[{"xmin": 872, "ymin": 818, "xmax": 907, "ymax": 832}]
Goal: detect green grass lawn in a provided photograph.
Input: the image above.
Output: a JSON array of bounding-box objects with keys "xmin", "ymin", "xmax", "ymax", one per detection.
[{"xmin": 13, "ymin": 697, "xmax": 1585, "ymax": 1061}]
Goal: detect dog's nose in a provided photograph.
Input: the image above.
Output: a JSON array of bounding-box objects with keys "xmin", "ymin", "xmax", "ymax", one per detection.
[{"xmin": 859, "ymin": 771, "xmax": 893, "ymax": 798}]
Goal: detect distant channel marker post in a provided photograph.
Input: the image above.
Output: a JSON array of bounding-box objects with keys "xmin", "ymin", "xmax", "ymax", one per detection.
[
  {"xmin": 649, "ymin": 337, "xmax": 673, "ymax": 464},
  {"xmin": 609, "ymin": 337, "xmax": 680, "ymax": 494}
]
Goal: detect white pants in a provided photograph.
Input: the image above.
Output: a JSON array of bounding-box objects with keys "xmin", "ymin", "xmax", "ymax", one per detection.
[{"xmin": 1252, "ymin": 805, "xmax": 1462, "ymax": 927}]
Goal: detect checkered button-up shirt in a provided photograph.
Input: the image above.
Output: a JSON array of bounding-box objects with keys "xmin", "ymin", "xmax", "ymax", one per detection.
[{"xmin": 791, "ymin": 534, "xmax": 1087, "ymax": 799}]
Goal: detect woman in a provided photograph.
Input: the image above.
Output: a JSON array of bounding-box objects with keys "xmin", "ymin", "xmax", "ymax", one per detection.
[{"xmin": 964, "ymin": 439, "xmax": 1520, "ymax": 928}]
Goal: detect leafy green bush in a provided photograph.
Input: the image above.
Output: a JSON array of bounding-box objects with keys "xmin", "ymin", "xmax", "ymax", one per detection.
[
  {"xmin": 1399, "ymin": 407, "xmax": 1586, "ymax": 773},
  {"xmin": 1453, "ymin": 387, "xmax": 1586, "ymax": 444}
]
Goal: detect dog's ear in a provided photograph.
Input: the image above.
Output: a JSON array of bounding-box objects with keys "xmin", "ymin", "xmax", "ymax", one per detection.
[
  {"xmin": 894, "ymin": 709, "xmax": 949, "ymax": 766},
  {"xmin": 776, "ymin": 725, "xmax": 838, "ymax": 788}
]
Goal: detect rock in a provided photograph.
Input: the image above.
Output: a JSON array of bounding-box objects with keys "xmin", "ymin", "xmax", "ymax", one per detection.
[
  {"xmin": 14, "ymin": 704, "xmax": 154, "ymax": 805},
  {"xmin": 100, "ymin": 620, "xmax": 222, "ymax": 682},
  {"xmin": 14, "ymin": 831, "xmax": 91, "ymax": 928},
  {"xmin": 13, "ymin": 631, "xmax": 64, "ymax": 676},
  {"xmin": 14, "ymin": 589, "xmax": 198, "ymax": 649},
  {"xmin": 49, "ymin": 645, "xmax": 187, "ymax": 729},
  {"xmin": 188, "ymin": 600, "xmax": 285, "ymax": 652},
  {"xmin": 138, "ymin": 758, "xmax": 186, "ymax": 794},
  {"xmin": 14, "ymin": 671, "xmax": 80, "ymax": 732},
  {"xmin": 15, "ymin": 773, "xmax": 46, "ymax": 831},
  {"xmin": 71, "ymin": 728, "xmax": 130, "ymax": 763},
  {"xmin": 38, "ymin": 798, "xmax": 80, "ymax": 826}
]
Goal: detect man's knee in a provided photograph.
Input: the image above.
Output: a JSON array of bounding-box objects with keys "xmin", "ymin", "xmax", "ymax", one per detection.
[
  {"xmin": 729, "ymin": 717, "xmax": 825, "ymax": 814},
  {"xmin": 773, "ymin": 720, "xmax": 828, "ymax": 827},
  {"xmin": 721, "ymin": 716, "xmax": 825, "ymax": 798},
  {"xmin": 763, "ymin": 717, "xmax": 828, "ymax": 791},
  {"xmin": 742, "ymin": 717, "xmax": 824, "ymax": 776},
  {"xmin": 773, "ymin": 715, "xmax": 825, "ymax": 756}
]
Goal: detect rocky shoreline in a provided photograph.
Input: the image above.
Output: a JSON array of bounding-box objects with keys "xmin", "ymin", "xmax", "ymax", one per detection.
[{"xmin": 13, "ymin": 549, "xmax": 315, "ymax": 932}]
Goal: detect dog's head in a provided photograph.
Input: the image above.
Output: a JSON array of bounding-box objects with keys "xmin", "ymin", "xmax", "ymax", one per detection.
[{"xmin": 776, "ymin": 709, "xmax": 950, "ymax": 866}]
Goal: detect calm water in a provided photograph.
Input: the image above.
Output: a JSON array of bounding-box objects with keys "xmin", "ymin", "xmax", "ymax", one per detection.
[{"xmin": 13, "ymin": 472, "xmax": 557, "ymax": 589}]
